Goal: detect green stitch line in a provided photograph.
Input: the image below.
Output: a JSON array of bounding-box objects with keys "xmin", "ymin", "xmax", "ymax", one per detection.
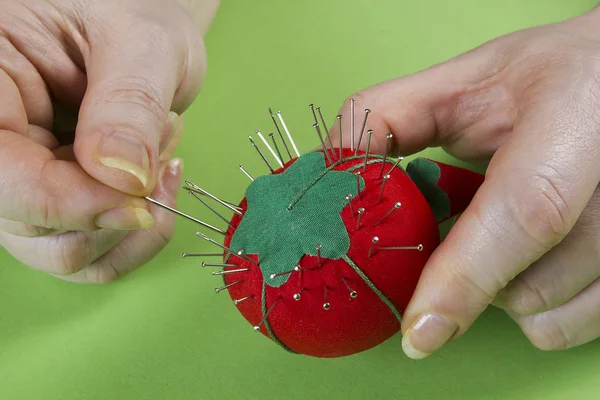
[
  {"xmin": 261, "ymin": 281, "xmax": 296, "ymax": 354},
  {"xmin": 346, "ymin": 157, "xmax": 406, "ymax": 173},
  {"xmin": 342, "ymin": 254, "xmax": 402, "ymax": 324}
]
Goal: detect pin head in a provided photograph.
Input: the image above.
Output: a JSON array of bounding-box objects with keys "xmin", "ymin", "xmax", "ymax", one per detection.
[
  {"xmin": 394, "ymin": 202, "xmax": 402, "ymax": 209},
  {"xmin": 293, "ymin": 293, "xmax": 301, "ymax": 301},
  {"xmin": 350, "ymin": 291, "xmax": 358, "ymax": 299},
  {"xmin": 323, "ymin": 303, "xmax": 331, "ymax": 311}
]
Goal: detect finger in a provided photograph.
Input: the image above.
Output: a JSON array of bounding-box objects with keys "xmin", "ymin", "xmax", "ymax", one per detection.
[
  {"xmin": 74, "ymin": 8, "xmax": 201, "ymax": 196},
  {"xmin": 160, "ymin": 113, "xmax": 184, "ymax": 161},
  {"xmin": 400, "ymin": 77, "xmax": 600, "ymax": 359},
  {"xmin": 0, "ymin": 227, "xmax": 127, "ymax": 276},
  {"xmin": 0, "ymin": 68, "xmax": 28, "ymax": 135},
  {"xmin": 327, "ymin": 40, "xmax": 516, "ymax": 160},
  {"xmin": 508, "ymin": 276, "xmax": 600, "ymax": 351},
  {"xmin": 56, "ymin": 158, "xmax": 183, "ymax": 284},
  {"xmin": 494, "ymin": 189, "xmax": 600, "ymax": 314}
]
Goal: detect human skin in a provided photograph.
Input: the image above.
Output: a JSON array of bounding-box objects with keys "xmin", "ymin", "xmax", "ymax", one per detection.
[
  {"xmin": 0, "ymin": 0, "xmax": 220, "ymax": 283},
  {"xmin": 329, "ymin": 4, "xmax": 600, "ymax": 358}
]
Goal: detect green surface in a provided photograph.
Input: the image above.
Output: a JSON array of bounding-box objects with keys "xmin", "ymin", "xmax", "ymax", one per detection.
[
  {"xmin": 406, "ymin": 158, "xmax": 450, "ymax": 221},
  {"xmin": 1, "ymin": 1, "xmax": 599, "ymax": 399}
]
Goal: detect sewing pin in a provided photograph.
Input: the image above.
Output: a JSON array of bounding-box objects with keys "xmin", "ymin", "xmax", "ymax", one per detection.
[
  {"xmin": 316, "ymin": 107, "xmax": 334, "ymax": 151},
  {"xmin": 184, "ymin": 181, "xmax": 243, "ymax": 215},
  {"xmin": 196, "ymin": 232, "xmax": 258, "ymax": 266},
  {"xmin": 350, "ymin": 98, "xmax": 355, "ymax": 151},
  {"xmin": 144, "ymin": 197, "xmax": 226, "ymax": 236},
  {"xmin": 363, "ymin": 129, "xmax": 373, "ymax": 173},
  {"xmin": 356, "ymin": 208, "xmax": 365, "ymax": 231},
  {"xmin": 342, "ymin": 277, "xmax": 358, "ymax": 299},
  {"xmin": 188, "ymin": 191, "xmax": 234, "ymax": 228},
  {"xmin": 337, "ymin": 115, "xmax": 343, "ymax": 161},
  {"xmin": 293, "ymin": 288, "xmax": 306, "ymax": 301},
  {"xmin": 355, "ymin": 171, "xmax": 362, "ymax": 199},
  {"xmin": 379, "ymin": 245, "xmax": 424, "ymax": 252},
  {"xmin": 257, "ymin": 130, "xmax": 283, "ymax": 168},
  {"xmin": 309, "ymin": 104, "xmax": 318, "ymax": 125},
  {"xmin": 313, "ymin": 123, "xmax": 332, "ymax": 164},
  {"xmin": 239, "ymin": 164, "xmax": 254, "ymax": 181},
  {"xmin": 276, "ymin": 111, "xmax": 300, "ymax": 157},
  {"xmin": 212, "ymin": 268, "xmax": 250, "ymax": 276},
  {"xmin": 316, "ymin": 244, "xmax": 322, "ymax": 268},
  {"xmin": 249, "ymin": 135, "xmax": 274, "ymax": 173},
  {"xmin": 202, "ymin": 262, "xmax": 237, "ymax": 268},
  {"xmin": 269, "ymin": 265, "xmax": 301, "ymax": 279},
  {"xmin": 215, "ymin": 279, "xmax": 244, "ymax": 294},
  {"xmin": 182, "ymin": 253, "xmax": 223, "ymax": 258},
  {"xmin": 323, "ymin": 286, "xmax": 331, "ymax": 310},
  {"xmin": 375, "ymin": 202, "xmax": 401, "ymax": 226},
  {"xmin": 268, "ymin": 133, "xmax": 285, "ymax": 165},
  {"xmin": 387, "ymin": 157, "xmax": 404, "ymax": 175},
  {"xmin": 254, "ymin": 297, "xmax": 281, "ymax": 331},
  {"xmin": 269, "ymin": 106, "xmax": 292, "ymax": 159},
  {"xmin": 368, "ymin": 236, "xmax": 379, "ymax": 258},
  {"xmin": 346, "ymin": 194, "xmax": 355, "ymax": 216},
  {"xmin": 380, "ymin": 133, "xmax": 393, "ymax": 178},
  {"xmin": 377, "ymin": 174, "xmax": 390, "ymax": 204},
  {"xmin": 234, "ymin": 295, "xmax": 253, "ymax": 305},
  {"xmin": 354, "ymin": 109, "xmax": 371, "ymax": 155}
]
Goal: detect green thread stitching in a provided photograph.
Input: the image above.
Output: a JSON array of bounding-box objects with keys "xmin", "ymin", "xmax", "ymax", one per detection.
[
  {"xmin": 261, "ymin": 281, "xmax": 296, "ymax": 354},
  {"xmin": 342, "ymin": 254, "xmax": 403, "ymax": 324}
]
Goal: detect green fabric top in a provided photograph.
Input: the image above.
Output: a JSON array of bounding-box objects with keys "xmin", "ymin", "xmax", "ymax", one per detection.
[
  {"xmin": 406, "ymin": 158, "xmax": 451, "ymax": 221},
  {"xmin": 2, "ymin": 1, "xmax": 600, "ymax": 399},
  {"xmin": 230, "ymin": 152, "xmax": 362, "ymax": 287}
]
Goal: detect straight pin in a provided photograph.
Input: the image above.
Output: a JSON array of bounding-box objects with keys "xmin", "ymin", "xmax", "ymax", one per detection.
[
  {"xmin": 375, "ymin": 202, "xmax": 401, "ymax": 226},
  {"xmin": 363, "ymin": 129, "xmax": 373, "ymax": 173},
  {"xmin": 355, "ymin": 171, "xmax": 362, "ymax": 199},
  {"xmin": 293, "ymin": 288, "xmax": 306, "ymax": 301},
  {"xmin": 188, "ymin": 191, "xmax": 234, "ymax": 228},
  {"xmin": 215, "ymin": 279, "xmax": 243, "ymax": 294},
  {"xmin": 276, "ymin": 111, "xmax": 300, "ymax": 158},
  {"xmin": 356, "ymin": 208, "xmax": 365, "ymax": 231},
  {"xmin": 269, "ymin": 133, "xmax": 285, "ymax": 166},
  {"xmin": 337, "ymin": 115, "xmax": 343, "ymax": 161},
  {"xmin": 323, "ymin": 286, "xmax": 330, "ymax": 310},
  {"xmin": 314, "ymin": 123, "xmax": 332, "ymax": 164},
  {"xmin": 270, "ymin": 265, "xmax": 300, "ymax": 279},
  {"xmin": 316, "ymin": 107, "xmax": 334, "ymax": 151},
  {"xmin": 254, "ymin": 297, "xmax": 281, "ymax": 330},
  {"xmin": 212, "ymin": 268, "xmax": 250, "ymax": 276},
  {"xmin": 380, "ymin": 133, "xmax": 393, "ymax": 178},
  {"xmin": 355, "ymin": 109, "xmax": 371, "ymax": 155},
  {"xmin": 342, "ymin": 277, "xmax": 358, "ymax": 299},
  {"xmin": 182, "ymin": 253, "xmax": 223, "ymax": 258},
  {"xmin": 309, "ymin": 104, "xmax": 318, "ymax": 125},
  {"xmin": 316, "ymin": 244, "xmax": 322, "ymax": 268},
  {"xmin": 239, "ymin": 164, "xmax": 255, "ymax": 181},
  {"xmin": 196, "ymin": 232, "xmax": 259, "ymax": 266},
  {"xmin": 249, "ymin": 135, "xmax": 274, "ymax": 173},
  {"xmin": 368, "ymin": 237, "xmax": 379, "ymax": 258},
  {"xmin": 202, "ymin": 262, "xmax": 237, "ymax": 268},
  {"xmin": 387, "ymin": 157, "xmax": 404, "ymax": 175},
  {"xmin": 378, "ymin": 174, "xmax": 390, "ymax": 203},
  {"xmin": 350, "ymin": 98, "xmax": 355, "ymax": 151},
  {"xmin": 184, "ymin": 181, "xmax": 243, "ymax": 215},
  {"xmin": 269, "ymin": 106, "xmax": 292, "ymax": 159},
  {"xmin": 379, "ymin": 245, "xmax": 424, "ymax": 252},
  {"xmin": 145, "ymin": 197, "xmax": 227, "ymax": 236},
  {"xmin": 234, "ymin": 295, "xmax": 253, "ymax": 305},
  {"xmin": 257, "ymin": 130, "xmax": 283, "ymax": 168},
  {"xmin": 346, "ymin": 194, "xmax": 355, "ymax": 216}
]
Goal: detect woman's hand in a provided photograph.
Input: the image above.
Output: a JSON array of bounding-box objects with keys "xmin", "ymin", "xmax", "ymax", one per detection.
[
  {"xmin": 332, "ymin": 6, "xmax": 600, "ymax": 356},
  {"xmin": 0, "ymin": 0, "xmax": 219, "ymax": 283}
]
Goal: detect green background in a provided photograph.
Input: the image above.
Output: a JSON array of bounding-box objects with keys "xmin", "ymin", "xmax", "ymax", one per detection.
[{"xmin": 1, "ymin": 0, "xmax": 599, "ymax": 399}]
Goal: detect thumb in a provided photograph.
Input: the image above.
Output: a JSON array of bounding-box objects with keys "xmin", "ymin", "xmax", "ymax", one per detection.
[{"xmin": 74, "ymin": 14, "xmax": 203, "ymax": 196}]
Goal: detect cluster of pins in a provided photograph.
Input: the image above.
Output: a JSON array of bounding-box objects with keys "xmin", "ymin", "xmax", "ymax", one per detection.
[{"xmin": 143, "ymin": 100, "xmax": 424, "ymax": 331}]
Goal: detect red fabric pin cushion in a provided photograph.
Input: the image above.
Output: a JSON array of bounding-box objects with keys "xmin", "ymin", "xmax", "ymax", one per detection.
[{"xmin": 218, "ymin": 149, "xmax": 483, "ymax": 358}]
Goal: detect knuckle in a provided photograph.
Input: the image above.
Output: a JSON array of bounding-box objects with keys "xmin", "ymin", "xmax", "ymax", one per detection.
[
  {"xmin": 522, "ymin": 317, "xmax": 571, "ymax": 351},
  {"xmin": 86, "ymin": 262, "xmax": 121, "ymax": 284},
  {"xmin": 505, "ymin": 276, "xmax": 554, "ymax": 315},
  {"xmin": 98, "ymin": 75, "xmax": 165, "ymax": 124},
  {"xmin": 508, "ymin": 172, "xmax": 571, "ymax": 250},
  {"xmin": 50, "ymin": 232, "xmax": 92, "ymax": 275}
]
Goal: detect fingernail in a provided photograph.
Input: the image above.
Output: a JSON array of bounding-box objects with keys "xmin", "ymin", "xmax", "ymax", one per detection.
[
  {"xmin": 402, "ymin": 313, "xmax": 458, "ymax": 359},
  {"xmin": 163, "ymin": 158, "xmax": 184, "ymax": 193},
  {"xmin": 98, "ymin": 132, "xmax": 150, "ymax": 188},
  {"xmin": 160, "ymin": 112, "xmax": 181, "ymax": 153},
  {"xmin": 95, "ymin": 207, "xmax": 155, "ymax": 230}
]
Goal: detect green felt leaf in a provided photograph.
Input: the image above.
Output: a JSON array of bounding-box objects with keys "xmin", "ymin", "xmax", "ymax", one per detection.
[
  {"xmin": 230, "ymin": 152, "xmax": 363, "ymax": 287},
  {"xmin": 406, "ymin": 158, "xmax": 450, "ymax": 221}
]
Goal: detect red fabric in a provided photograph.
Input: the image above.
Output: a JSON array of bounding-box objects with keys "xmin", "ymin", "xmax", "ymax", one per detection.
[
  {"xmin": 222, "ymin": 150, "xmax": 440, "ymax": 357},
  {"xmin": 430, "ymin": 160, "xmax": 484, "ymax": 221}
]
